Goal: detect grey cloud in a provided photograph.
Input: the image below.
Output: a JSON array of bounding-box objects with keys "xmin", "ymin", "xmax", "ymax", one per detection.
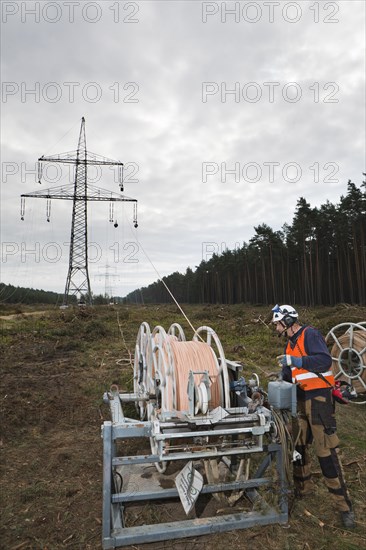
[{"xmin": 1, "ymin": 1, "xmax": 365, "ymax": 296}]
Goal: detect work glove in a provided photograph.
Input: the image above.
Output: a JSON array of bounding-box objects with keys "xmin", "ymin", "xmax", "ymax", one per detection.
[{"xmin": 276, "ymin": 354, "xmax": 303, "ymax": 368}]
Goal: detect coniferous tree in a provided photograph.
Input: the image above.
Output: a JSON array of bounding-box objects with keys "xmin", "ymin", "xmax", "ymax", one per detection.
[{"xmin": 125, "ymin": 180, "xmax": 365, "ymax": 306}]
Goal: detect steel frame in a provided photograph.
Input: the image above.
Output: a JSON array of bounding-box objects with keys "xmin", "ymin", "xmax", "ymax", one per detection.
[
  {"xmin": 101, "ymin": 396, "xmax": 289, "ymax": 549},
  {"xmin": 20, "ymin": 117, "xmax": 138, "ymax": 306}
]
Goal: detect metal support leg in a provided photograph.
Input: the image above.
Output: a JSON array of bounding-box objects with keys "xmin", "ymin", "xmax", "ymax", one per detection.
[
  {"xmin": 276, "ymin": 442, "xmax": 288, "ymax": 516},
  {"xmin": 244, "ymin": 451, "xmax": 272, "ymax": 503},
  {"xmin": 102, "ymin": 422, "xmax": 113, "ymax": 548},
  {"xmin": 102, "ymin": 415, "xmax": 288, "ymax": 547}
]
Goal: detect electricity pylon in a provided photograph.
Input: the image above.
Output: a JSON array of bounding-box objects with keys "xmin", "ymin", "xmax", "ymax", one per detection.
[{"xmin": 20, "ymin": 117, "xmax": 138, "ymax": 306}]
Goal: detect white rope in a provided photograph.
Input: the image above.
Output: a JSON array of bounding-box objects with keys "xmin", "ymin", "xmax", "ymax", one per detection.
[{"xmin": 132, "ymin": 234, "xmax": 201, "ymax": 340}]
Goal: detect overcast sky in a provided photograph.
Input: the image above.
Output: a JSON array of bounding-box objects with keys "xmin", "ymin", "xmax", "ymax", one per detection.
[{"xmin": 1, "ymin": 0, "xmax": 365, "ymax": 298}]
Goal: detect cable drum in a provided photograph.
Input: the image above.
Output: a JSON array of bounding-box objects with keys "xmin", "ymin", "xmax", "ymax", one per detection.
[
  {"xmin": 193, "ymin": 326, "xmax": 231, "ymax": 409},
  {"xmin": 133, "ymin": 322, "xmax": 152, "ymax": 420},
  {"xmin": 133, "ymin": 322, "xmax": 230, "ymax": 418},
  {"xmin": 168, "ymin": 339, "xmax": 222, "ymax": 412},
  {"xmin": 167, "ymin": 322, "xmax": 186, "ymax": 341},
  {"xmin": 326, "ymin": 322, "xmax": 366, "ymax": 404},
  {"xmin": 133, "ymin": 322, "xmax": 232, "ymax": 473},
  {"xmin": 152, "ymin": 326, "xmax": 225, "ymax": 414}
]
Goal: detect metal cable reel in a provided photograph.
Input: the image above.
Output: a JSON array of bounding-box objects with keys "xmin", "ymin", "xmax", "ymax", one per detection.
[
  {"xmin": 146, "ymin": 323, "xmax": 233, "ymax": 472},
  {"xmin": 132, "ymin": 322, "xmax": 183, "ymax": 420},
  {"xmin": 326, "ymin": 322, "xmax": 366, "ymax": 404},
  {"xmin": 150, "ymin": 324, "xmax": 177, "ymax": 412},
  {"xmin": 148, "ymin": 324, "xmax": 177, "ymax": 473},
  {"xmin": 168, "ymin": 322, "xmax": 186, "ymax": 341},
  {"xmin": 102, "ymin": 320, "xmax": 291, "ymax": 548},
  {"xmin": 133, "ymin": 322, "xmax": 188, "ymax": 472},
  {"xmin": 133, "ymin": 321, "xmax": 152, "ymax": 420},
  {"xmin": 150, "ymin": 324, "xmax": 231, "ymax": 416},
  {"xmin": 193, "ymin": 326, "xmax": 231, "ymax": 409}
]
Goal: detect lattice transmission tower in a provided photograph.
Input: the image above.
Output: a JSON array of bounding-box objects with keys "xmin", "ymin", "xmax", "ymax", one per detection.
[{"xmin": 20, "ymin": 117, "xmax": 138, "ymax": 306}]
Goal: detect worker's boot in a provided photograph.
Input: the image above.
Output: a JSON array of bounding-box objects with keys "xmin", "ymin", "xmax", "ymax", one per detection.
[
  {"xmin": 341, "ymin": 510, "xmax": 355, "ymax": 529},
  {"xmin": 294, "ymin": 477, "xmax": 315, "ymax": 498}
]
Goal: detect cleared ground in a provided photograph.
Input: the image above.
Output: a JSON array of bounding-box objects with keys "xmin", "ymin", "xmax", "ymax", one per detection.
[{"xmin": 1, "ymin": 303, "xmax": 365, "ymax": 549}]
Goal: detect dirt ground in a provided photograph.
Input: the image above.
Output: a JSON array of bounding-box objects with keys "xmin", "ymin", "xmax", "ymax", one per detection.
[{"xmin": 1, "ymin": 304, "xmax": 365, "ymax": 550}]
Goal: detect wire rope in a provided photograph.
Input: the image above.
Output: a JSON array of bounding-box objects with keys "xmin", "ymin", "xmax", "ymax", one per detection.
[
  {"xmin": 40, "ymin": 119, "xmax": 82, "ymax": 158},
  {"xmin": 124, "ymin": 215, "xmax": 201, "ymax": 339}
]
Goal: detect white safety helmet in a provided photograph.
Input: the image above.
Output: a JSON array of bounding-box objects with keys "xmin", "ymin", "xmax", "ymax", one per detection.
[{"xmin": 271, "ymin": 304, "xmax": 298, "ymax": 327}]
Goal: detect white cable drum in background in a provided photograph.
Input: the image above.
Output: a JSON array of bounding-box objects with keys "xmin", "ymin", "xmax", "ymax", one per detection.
[{"xmin": 326, "ymin": 322, "xmax": 366, "ymax": 402}]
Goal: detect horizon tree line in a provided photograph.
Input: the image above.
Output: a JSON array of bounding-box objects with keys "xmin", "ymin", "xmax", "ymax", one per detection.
[{"xmin": 126, "ymin": 179, "xmax": 366, "ymax": 306}]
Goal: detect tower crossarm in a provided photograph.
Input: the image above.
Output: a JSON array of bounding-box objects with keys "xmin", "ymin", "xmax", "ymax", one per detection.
[
  {"xmin": 39, "ymin": 150, "xmax": 123, "ymax": 166},
  {"xmin": 21, "ymin": 184, "xmax": 136, "ymax": 202}
]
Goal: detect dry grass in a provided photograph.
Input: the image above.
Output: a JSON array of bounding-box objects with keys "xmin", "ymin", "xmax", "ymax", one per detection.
[{"xmin": 0, "ymin": 303, "xmax": 365, "ymax": 549}]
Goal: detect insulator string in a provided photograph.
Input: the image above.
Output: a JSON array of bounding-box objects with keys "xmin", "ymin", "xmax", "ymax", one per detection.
[
  {"xmin": 133, "ymin": 202, "xmax": 138, "ymax": 228},
  {"xmin": 38, "ymin": 161, "xmax": 43, "ymax": 183},
  {"xmin": 20, "ymin": 197, "xmax": 25, "ymax": 220},
  {"xmin": 46, "ymin": 199, "xmax": 51, "ymax": 221}
]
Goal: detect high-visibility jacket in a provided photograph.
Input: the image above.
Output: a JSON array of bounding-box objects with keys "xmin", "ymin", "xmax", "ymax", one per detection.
[{"xmin": 286, "ymin": 327, "xmax": 335, "ymax": 391}]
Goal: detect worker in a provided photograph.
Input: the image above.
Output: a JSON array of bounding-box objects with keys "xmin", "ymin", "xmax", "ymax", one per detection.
[{"xmin": 271, "ymin": 304, "xmax": 355, "ymax": 529}]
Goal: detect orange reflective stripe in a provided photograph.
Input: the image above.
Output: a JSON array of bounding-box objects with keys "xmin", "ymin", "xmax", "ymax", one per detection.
[{"xmin": 291, "ymin": 367, "xmax": 335, "ymax": 390}]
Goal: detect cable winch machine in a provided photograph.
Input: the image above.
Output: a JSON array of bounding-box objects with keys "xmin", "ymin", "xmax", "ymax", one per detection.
[{"xmin": 101, "ymin": 323, "xmax": 296, "ymax": 549}]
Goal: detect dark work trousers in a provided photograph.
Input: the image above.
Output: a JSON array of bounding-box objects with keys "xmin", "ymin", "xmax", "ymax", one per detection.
[{"xmin": 293, "ymin": 392, "xmax": 352, "ymax": 513}]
